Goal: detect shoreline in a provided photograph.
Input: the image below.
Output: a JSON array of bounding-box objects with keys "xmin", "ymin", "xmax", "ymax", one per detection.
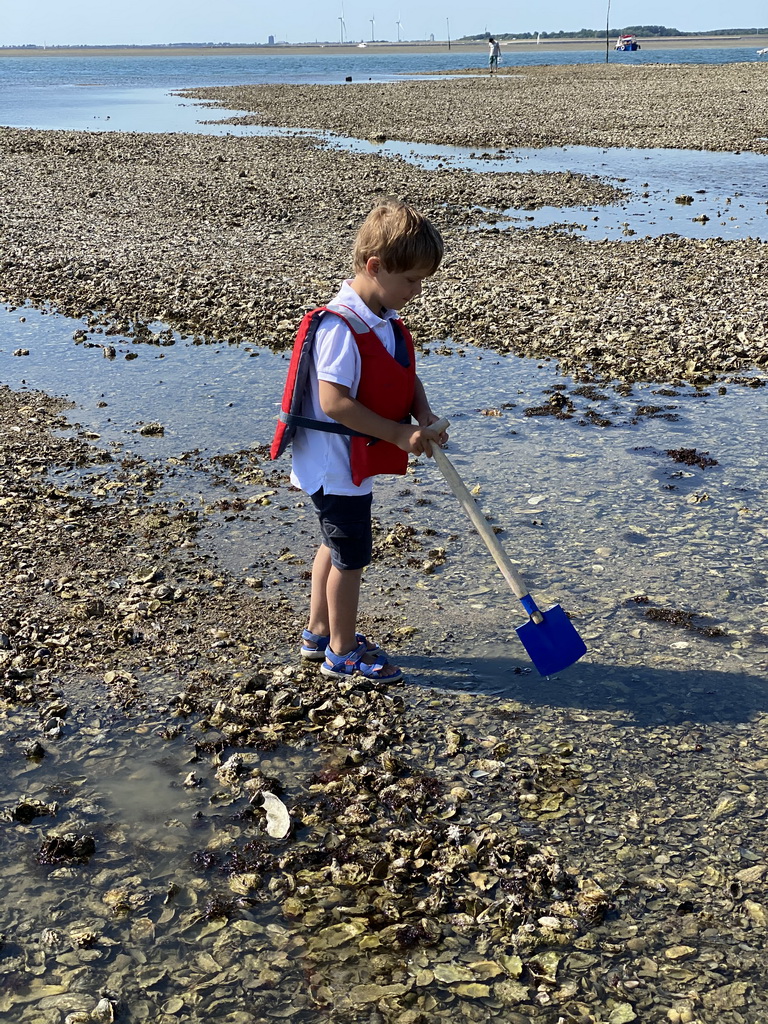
[{"xmin": 1, "ymin": 35, "xmax": 768, "ymax": 58}]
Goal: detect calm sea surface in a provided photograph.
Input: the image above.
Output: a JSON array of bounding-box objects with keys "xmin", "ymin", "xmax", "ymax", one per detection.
[{"xmin": 0, "ymin": 46, "xmax": 766, "ymax": 130}]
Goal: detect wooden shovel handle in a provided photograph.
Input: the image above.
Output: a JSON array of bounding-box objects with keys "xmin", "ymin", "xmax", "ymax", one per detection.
[{"xmin": 428, "ymin": 418, "xmax": 544, "ymax": 622}]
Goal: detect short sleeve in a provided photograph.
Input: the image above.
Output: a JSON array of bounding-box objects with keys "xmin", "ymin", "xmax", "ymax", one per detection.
[{"xmin": 313, "ymin": 315, "xmax": 361, "ymax": 392}]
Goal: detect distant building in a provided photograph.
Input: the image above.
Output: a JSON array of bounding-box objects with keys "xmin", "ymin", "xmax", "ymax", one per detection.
[{"xmin": 268, "ymin": 35, "xmax": 275, "ymax": 45}]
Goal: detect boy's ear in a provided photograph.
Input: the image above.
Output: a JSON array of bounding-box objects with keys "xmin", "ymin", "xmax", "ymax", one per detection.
[{"xmin": 365, "ymin": 255, "xmax": 381, "ymax": 277}]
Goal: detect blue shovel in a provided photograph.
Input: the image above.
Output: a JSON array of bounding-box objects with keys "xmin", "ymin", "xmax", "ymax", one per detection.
[{"xmin": 428, "ymin": 418, "xmax": 587, "ymax": 676}]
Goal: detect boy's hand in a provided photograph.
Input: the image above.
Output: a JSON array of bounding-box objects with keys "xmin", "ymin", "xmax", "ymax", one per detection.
[
  {"xmin": 419, "ymin": 412, "xmax": 449, "ymax": 456},
  {"xmin": 397, "ymin": 419, "xmax": 448, "ymax": 457}
]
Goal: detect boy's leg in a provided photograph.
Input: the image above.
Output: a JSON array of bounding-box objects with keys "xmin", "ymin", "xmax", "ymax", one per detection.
[
  {"xmin": 326, "ymin": 565, "xmax": 401, "ymax": 675},
  {"xmin": 308, "ymin": 488, "xmax": 401, "ymax": 675},
  {"xmin": 304, "ymin": 545, "xmax": 384, "ymax": 658},
  {"xmin": 308, "ymin": 543, "xmax": 332, "ymax": 638},
  {"xmin": 309, "ymin": 489, "xmax": 371, "ymax": 652},
  {"xmin": 326, "ymin": 565, "xmax": 364, "ymax": 657}
]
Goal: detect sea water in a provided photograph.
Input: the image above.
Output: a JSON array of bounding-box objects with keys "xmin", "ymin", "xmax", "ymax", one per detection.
[
  {"xmin": 0, "ymin": 45, "xmax": 766, "ymax": 129},
  {"xmin": 1, "ymin": 304, "xmax": 766, "ymax": 706}
]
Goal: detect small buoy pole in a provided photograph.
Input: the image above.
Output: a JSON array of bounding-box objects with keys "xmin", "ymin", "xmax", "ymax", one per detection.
[{"xmin": 605, "ymin": 0, "xmax": 611, "ymax": 63}]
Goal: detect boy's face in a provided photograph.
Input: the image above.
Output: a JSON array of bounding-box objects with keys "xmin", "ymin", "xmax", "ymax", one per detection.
[{"xmin": 367, "ymin": 258, "xmax": 433, "ymax": 312}]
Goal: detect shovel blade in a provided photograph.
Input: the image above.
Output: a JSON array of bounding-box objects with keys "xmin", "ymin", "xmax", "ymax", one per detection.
[{"xmin": 516, "ymin": 604, "xmax": 587, "ymax": 676}]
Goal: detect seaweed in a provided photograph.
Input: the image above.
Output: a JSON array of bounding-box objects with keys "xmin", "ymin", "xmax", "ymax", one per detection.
[
  {"xmin": 644, "ymin": 607, "xmax": 727, "ymax": 638},
  {"xmin": 665, "ymin": 447, "xmax": 719, "ymax": 468}
]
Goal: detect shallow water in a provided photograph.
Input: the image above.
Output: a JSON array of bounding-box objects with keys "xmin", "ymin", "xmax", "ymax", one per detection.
[
  {"xmin": 0, "ymin": 45, "xmax": 763, "ymax": 96},
  {"xmin": 499, "ymin": 144, "xmax": 768, "ymax": 242},
  {"xmin": 3, "ymin": 304, "xmax": 767, "ymax": 715},
  {"xmin": 0, "ymin": 307, "xmax": 280, "ymax": 455},
  {"xmin": 331, "ymin": 136, "xmax": 768, "ymax": 241}
]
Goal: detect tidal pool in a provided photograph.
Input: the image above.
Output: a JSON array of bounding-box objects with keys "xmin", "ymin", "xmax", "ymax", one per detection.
[
  {"xmin": 327, "ymin": 135, "xmax": 768, "ymax": 241},
  {"xmin": 2, "ymin": 303, "xmax": 767, "ymax": 711}
]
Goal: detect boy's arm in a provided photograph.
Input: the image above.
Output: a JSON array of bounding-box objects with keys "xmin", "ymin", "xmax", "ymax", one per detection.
[{"xmin": 318, "ymin": 379, "xmax": 446, "ymax": 457}]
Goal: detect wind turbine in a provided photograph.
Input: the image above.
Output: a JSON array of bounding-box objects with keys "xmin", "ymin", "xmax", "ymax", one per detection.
[
  {"xmin": 396, "ymin": 14, "xmax": 403, "ymax": 42},
  {"xmin": 370, "ymin": 15, "xmax": 375, "ymax": 42},
  {"xmin": 339, "ymin": 2, "xmax": 347, "ymax": 43}
]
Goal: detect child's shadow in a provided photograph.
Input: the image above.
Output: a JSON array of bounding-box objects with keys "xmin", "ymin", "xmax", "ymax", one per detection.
[{"xmin": 410, "ymin": 652, "xmax": 768, "ymax": 728}]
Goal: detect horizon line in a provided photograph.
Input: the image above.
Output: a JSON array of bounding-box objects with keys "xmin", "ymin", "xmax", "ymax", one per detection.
[{"xmin": 3, "ymin": 28, "xmax": 768, "ymax": 50}]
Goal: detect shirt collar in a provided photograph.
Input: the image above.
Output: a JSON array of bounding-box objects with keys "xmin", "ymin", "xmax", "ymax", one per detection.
[{"xmin": 337, "ymin": 280, "xmax": 398, "ymax": 327}]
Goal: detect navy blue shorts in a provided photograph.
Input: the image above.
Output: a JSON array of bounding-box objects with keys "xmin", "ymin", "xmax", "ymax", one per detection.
[{"xmin": 310, "ymin": 488, "xmax": 373, "ymax": 571}]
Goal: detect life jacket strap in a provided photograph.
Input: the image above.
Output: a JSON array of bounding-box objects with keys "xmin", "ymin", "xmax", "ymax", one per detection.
[
  {"xmin": 278, "ymin": 410, "xmax": 412, "ymax": 438},
  {"xmin": 277, "ymin": 411, "xmax": 368, "ymax": 437}
]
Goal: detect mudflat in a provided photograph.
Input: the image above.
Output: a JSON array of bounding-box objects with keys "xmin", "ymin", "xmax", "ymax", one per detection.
[{"xmin": 1, "ymin": 63, "xmax": 766, "ymax": 385}]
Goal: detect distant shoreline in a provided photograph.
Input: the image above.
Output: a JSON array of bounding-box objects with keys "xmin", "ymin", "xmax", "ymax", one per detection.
[{"xmin": 1, "ymin": 35, "xmax": 768, "ymax": 58}]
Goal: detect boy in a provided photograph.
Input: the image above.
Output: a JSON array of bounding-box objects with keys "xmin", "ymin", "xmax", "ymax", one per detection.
[{"xmin": 271, "ymin": 199, "xmax": 447, "ymax": 682}]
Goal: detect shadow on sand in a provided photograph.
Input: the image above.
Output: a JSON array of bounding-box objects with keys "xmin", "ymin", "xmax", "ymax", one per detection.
[{"xmin": 410, "ymin": 650, "xmax": 768, "ymax": 728}]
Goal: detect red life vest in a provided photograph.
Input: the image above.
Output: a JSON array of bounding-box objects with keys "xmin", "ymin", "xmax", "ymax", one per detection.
[{"xmin": 270, "ymin": 303, "xmax": 416, "ymax": 487}]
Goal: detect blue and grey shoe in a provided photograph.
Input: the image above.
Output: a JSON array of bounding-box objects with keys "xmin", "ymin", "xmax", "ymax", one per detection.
[
  {"xmin": 300, "ymin": 629, "xmax": 385, "ymax": 662},
  {"xmin": 320, "ymin": 641, "xmax": 403, "ymax": 683}
]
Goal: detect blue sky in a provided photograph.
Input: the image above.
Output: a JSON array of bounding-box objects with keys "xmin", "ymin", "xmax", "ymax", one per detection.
[{"xmin": 3, "ymin": 2, "xmax": 766, "ymax": 47}]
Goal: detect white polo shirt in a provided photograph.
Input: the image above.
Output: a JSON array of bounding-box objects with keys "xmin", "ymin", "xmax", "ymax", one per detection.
[{"xmin": 290, "ymin": 281, "xmax": 400, "ymax": 497}]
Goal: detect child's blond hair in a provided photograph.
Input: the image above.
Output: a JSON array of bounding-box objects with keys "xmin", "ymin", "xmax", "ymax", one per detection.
[{"xmin": 353, "ymin": 199, "xmax": 443, "ymax": 275}]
